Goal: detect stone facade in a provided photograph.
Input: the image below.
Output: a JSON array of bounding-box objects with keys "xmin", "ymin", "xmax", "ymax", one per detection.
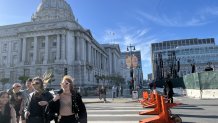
[{"xmin": 0, "ymin": 0, "xmax": 121, "ymax": 89}]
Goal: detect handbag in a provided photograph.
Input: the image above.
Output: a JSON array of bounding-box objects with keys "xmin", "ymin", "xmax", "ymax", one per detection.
[{"xmin": 44, "ymin": 104, "xmax": 56, "ymax": 122}]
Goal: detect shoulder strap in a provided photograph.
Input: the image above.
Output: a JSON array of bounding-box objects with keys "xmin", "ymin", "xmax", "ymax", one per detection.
[{"xmin": 26, "ymin": 92, "xmax": 34, "ymax": 111}]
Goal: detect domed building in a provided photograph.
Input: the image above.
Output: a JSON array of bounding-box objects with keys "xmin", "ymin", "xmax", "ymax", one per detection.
[
  {"xmin": 0, "ymin": 0, "xmax": 122, "ymax": 91},
  {"xmin": 32, "ymin": 0, "xmax": 75, "ymax": 21}
]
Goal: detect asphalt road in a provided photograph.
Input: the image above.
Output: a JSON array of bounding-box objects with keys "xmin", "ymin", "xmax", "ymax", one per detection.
[
  {"xmin": 171, "ymin": 96, "xmax": 218, "ymax": 123},
  {"xmin": 49, "ymin": 95, "xmax": 218, "ymax": 123}
]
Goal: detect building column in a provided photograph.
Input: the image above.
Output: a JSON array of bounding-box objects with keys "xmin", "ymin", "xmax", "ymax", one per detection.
[
  {"xmin": 33, "ymin": 36, "xmax": 38, "ymax": 64},
  {"xmin": 76, "ymin": 37, "xmax": 81, "ymax": 61},
  {"xmin": 71, "ymin": 34, "xmax": 75, "ymax": 62},
  {"xmin": 81, "ymin": 39, "xmax": 85, "ymax": 61},
  {"xmin": 88, "ymin": 42, "xmax": 91, "ymax": 63},
  {"xmin": 56, "ymin": 34, "xmax": 61, "ymax": 62},
  {"xmin": 8, "ymin": 41, "xmax": 12, "ymax": 67},
  {"xmin": 66, "ymin": 31, "xmax": 75, "ymax": 64},
  {"xmin": 44, "ymin": 35, "xmax": 49, "ymax": 64},
  {"xmin": 22, "ymin": 37, "xmax": 26, "ymax": 64},
  {"xmin": 98, "ymin": 52, "xmax": 100, "ymax": 68},
  {"xmin": 77, "ymin": 37, "xmax": 82, "ymax": 61},
  {"xmin": 61, "ymin": 34, "xmax": 66, "ymax": 63},
  {"xmin": 74, "ymin": 37, "xmax": 78, "ymax": 61}
]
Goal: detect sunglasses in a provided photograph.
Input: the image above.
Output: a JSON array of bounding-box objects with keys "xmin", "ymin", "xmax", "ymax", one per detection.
[
  {"xmin": 61, "ymin": 82, "xmax": 70, "ymax": 85},
  {"xmin": 32, "ymin": 82, "xmax": 40, "ymax": 85},
  {"xmin": 15, "ymin": 86, "xmax": 21, "ymax": 88}
]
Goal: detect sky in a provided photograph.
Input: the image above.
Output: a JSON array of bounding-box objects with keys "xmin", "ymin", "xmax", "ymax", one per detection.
[{"xmin": 1, "ymin": 0, "xmax": 218, "ymax": 79}]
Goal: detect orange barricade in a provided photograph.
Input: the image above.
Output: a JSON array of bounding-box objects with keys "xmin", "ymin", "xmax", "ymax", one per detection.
[
  {"xmin": 141, "ymin": 92, "xmax": 156, "ymax": 107},
  {"xmin": 139, "ymin": 96, "xmax": 175, "ymax": 123},
  {"xmin": 139, "ymin": 93, "xmax": 161, "ymax": 115},
  {"xmin": 139, "ymin": 91, "xmax": 149, "ymax": 103}
]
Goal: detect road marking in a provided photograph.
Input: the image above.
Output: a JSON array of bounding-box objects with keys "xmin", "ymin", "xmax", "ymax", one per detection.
[
  {"xmin": 88, "ymin": 114, "xmax": 142, "ymax": 117},
  {"xmin": 88, "ymin": 121, "xmax": 138, "ymax": 123},
  {"xmin": 87, "ymin": 106, "xmax": 143, "ymax": 109},
  {"xmin": 88, "ymin": 109, "xmax": 144, "ymax": 112}
]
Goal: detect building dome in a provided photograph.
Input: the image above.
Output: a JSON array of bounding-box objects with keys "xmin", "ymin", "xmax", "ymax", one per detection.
[{"xmin": 32, "ymin": 0, "xmax": 75, "ymax": 22}]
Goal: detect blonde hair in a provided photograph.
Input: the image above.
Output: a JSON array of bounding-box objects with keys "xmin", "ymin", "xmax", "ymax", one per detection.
[
  {"xmin": 12, "ymin": 83, "xmax": 21, "ymax": 88},
  {"xmin": 62, "ymin": 75, "xmax": 75, "ymax": 93}
]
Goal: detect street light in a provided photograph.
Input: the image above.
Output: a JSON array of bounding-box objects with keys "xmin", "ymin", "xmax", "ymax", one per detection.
[{"xmin": 126, "ymin": 44, "xmax": 136, "ymax": 91}]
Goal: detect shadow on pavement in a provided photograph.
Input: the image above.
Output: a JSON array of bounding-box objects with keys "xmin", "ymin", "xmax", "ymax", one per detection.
[{"xmin": 178, "ymin": 114, "xmax": 218, "ymax": 119}]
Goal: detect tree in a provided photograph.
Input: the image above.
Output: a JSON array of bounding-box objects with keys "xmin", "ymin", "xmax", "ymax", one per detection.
[
  {"xmin": 106, "ymin": 75, "xmax": 125, "ymax": 86},
  {"xmin": 94, "ymin": 75, "xmax": 125, "ymax": 87},
  {"xmin": 0, "ymin": 78, "xmax": 9, "ymax": 90},
  {"xmin": 47, "ymin": 74, "xmax": 55, "ymax": 88},
  {"xmin": 18, "ymin": 76, "xmax": 29, "ymax": 85}
]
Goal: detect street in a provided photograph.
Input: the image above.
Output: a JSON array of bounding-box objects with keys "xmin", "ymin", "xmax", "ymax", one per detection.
[
  {"xmin": 86, "ymin": 100, "xmax": 145, "ymax": 123},
  {"xmin": 171, "ymin": 96, "xmax": 218, "ymax": 123},
  {"xmin": 51, "ymin": 98, "xmax": 147, "ymax": 123},
  {"xmin": 50, "ymin": 95, "xmax": 218, "ymax": 123}
]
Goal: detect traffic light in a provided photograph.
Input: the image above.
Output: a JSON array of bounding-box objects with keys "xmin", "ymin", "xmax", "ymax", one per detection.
[
  {"xmin": 130, "ymin": 69, "xmax": 133, "ymax": 78},
  {"xmin": 130, "ymin": 79, "xmax": 134, "ymax": 85},
  {"xmin": 64, "ymin": 68, "xmax": 68, "ymax": 75}
]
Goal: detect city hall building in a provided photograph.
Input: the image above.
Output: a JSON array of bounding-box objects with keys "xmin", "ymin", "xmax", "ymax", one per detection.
[{"xmin": 0, "ymin": 0, "xmax": 121, "ymax": 89}]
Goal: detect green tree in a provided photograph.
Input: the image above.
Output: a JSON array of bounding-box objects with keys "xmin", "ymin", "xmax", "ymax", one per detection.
[
  {"xmin": 47, "ymin": 74, "xmax": 55, "ymax": 88},
  {"xmin": 104, "ymin": 75, "xmax": 125, "ymax": 86},
  {"xmin": 18, "ymin": 76, "xmax": 29, "ymax": 85},
  {"xmin": 0, "ymin": 78, "xmax": 10, "ymax": 90}
]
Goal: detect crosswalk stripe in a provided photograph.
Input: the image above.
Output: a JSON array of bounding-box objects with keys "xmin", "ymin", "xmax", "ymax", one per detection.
[
  {"xmin": 88, "ymin": 109, "xmax": 144, "ymax": 112},
  {"xmin": 87, "ymin": 106, "xmax": 143, "ymax": 109},
  {"xmin": 85, "ymin": 100, "xmax": 147, "ymax": 122},
  {"xmin": 88, "ymin": 121, "xmax": 138, "ymax": 123},
  {"xmin": 88, "ymin": 114, "xmax": 142, "ymax": 117}
]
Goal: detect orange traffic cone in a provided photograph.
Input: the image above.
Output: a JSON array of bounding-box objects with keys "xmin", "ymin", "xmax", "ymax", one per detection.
[
  {"xmin": 139, "ymin": 96, "xmax": 176, "ymax": 123},
  {"xmin": 139, "ymin": 91, "xmax": 149, "ymax": 103},
  {"xmin": 141, "ymin": 92, "xmax": 156, "ymax": 107},
  {"xmin": 139, "ymin": 93, "xmax": 161, "ymax": 115}
]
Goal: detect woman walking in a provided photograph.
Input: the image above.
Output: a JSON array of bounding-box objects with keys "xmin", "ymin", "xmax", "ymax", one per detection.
[
  {"xmin": 0, "ymin": 91, "xmax": 16, "ymax": 123},
  {"xmin": 49, "ymin": 75, "xmax": 87, "ymax": 123},
  {"xmin": 25, "ymin": 77, "xmax": 53, "ymax": 123}
]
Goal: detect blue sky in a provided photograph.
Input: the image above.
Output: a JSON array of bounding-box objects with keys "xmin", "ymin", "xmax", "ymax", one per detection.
[{"xmin": 1, "ymin": 0, "xmax": 218, "ymax": 79}]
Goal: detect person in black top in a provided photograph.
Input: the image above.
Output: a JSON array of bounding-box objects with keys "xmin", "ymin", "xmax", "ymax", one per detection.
[
  {"xmin": 49, "ymin": 75, "xmax": 87, "ymax": 123},
  {"xmin": 25, "ymin": 77, "xmax": 53, "ymax": 123},
  {"xmin": 119, "ymin": 86, "xmax": 123, "ymax": 97},
  {"xmin": 99, "ymin": 85, "xmax": 106, "ymax": 103},
  {"xmin": 0, "ymin": 91, "xmax": 16, "ymax": 123},
  {"xmin": 165, "ymin": 75, "xmax": 174, "ymax": 103},
  {"xmin": 21, "ymin": 79, "xmax": 34, "ymax": 123}
]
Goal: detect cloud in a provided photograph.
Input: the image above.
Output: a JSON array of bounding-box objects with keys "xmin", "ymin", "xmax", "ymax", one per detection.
[
  {"xmin": 203, "ymin": 6, "xmax": 218, "ymax": 16},
  {"xmin": 136, "ymin": 10, "xmax": 211, "ymax": 27},
  {"xmin": 101, "ymin": 26, "xmax": 158, "ymax": 78}
]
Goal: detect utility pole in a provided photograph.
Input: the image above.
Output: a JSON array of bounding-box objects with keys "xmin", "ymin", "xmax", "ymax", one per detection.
[{"xmin": 127, "ymin": 44, "xmax": 136, "ymax": 91}]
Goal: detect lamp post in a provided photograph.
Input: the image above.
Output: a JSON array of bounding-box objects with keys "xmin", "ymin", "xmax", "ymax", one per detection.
[
  {"xmin": 127, "ymin": 44, "xmax": 136, "ymax": 91},
  {"xmin": 137, "ymin": 66, "xmax": 141, "ymax": 87}
]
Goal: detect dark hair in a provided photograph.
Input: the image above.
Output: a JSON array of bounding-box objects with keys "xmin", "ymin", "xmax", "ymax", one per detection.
[
  {"xmin": 32, "ymin": 77, "xmax": 44, "ymax": 89},
  {"xmin": 0, "ymin": 91, "xmax": 11, "ymax": 120},
  {"xmin": 26, "ymin": 78, "xmax": 32, "ymax": 83}
]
